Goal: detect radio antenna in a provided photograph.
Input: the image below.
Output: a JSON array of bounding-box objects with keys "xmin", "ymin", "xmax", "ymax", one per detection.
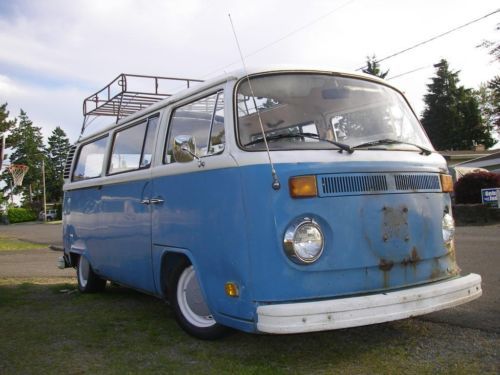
[{"xmin": 228, "ymin": 14, "xmax": 281, "ymax": 191}]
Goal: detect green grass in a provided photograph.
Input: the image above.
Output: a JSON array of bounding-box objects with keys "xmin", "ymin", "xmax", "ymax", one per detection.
[
  {"xmin": 45, "ymin": 220, "xmax": 62, "ymax": 225},
  {"xmin": 0, "ymin": 278, "xmax": 498, "ymax": 374},
  {"xmin": 0, "ymin": 236, "xmax": 46, "ymax": 251}
]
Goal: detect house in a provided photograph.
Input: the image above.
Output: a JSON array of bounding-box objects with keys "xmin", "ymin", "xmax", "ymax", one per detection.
[
  {"xmin": 440, "ymin": 150, "xmax": 500, "ymax": 171},
  {"xmin": 449, "ymin": 151, "xmax": 500, "ymax": 174}
]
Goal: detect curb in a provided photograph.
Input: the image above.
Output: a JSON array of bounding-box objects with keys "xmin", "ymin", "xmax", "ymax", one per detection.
[
  {"xmin": 453, "ymin": 204, "xmax": 500, "ymax": 226},
  {"xmin": 49, "ymin": 245, "xmax": 64, "ymax": 252}
]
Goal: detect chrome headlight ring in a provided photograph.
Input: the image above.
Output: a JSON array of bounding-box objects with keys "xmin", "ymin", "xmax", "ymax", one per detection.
[{"xmin": 283, "ymin": 217, "xmax": 324, "ymax": 264}]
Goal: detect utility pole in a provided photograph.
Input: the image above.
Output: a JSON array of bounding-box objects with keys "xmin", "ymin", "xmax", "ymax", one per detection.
[{"xmin": 42, "ymin": 159, "xmax": 46, "ymax": 222}]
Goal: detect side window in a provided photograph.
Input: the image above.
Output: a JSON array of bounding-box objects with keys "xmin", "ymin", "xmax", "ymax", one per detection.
[
  {"xmin": 210, "ymin": 93, "xmax": 225, "ymax": 154},
  {"xmin": 108, "ymin": 115, "xmax": 158, "ymax": 174},
  {"xmin": 165, "ymin": 91, "xmax": 224, "ymax": 163},
  {"xmin": 141, "ymin": 116, "xmax": 158, "ymax": 167},
  {"xmin": 72, "ymin": 136, "xmax": 108, "ymax": 181}
]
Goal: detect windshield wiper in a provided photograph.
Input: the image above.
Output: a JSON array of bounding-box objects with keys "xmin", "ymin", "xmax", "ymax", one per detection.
[
  {"xmin": 244, "ymin": 133, "xmax": 353, "ymax": 153},
  {"xmin": 352, "ymin": 138, "xmax": 432, "ymax": 155}
]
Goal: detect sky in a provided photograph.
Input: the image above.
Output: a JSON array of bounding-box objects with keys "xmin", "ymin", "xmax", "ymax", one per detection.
[{"xmin": 0, "ymin": 0, "xmax": 499, "ymax": 146}]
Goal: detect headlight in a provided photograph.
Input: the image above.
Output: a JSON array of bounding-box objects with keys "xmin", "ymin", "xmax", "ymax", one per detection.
[
  {"xmin": 284, "ymin": 218, "xmax": 324, "ymax": 264},
  {"xmin": 442, "ymin": 212, "xmax": 455, "ymax": 244}
]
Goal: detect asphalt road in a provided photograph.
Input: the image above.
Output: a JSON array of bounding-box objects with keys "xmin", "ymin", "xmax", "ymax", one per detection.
[
  {"xmin": 0, "ymin": 222, "xmax": 498, "ymax": 332},
  {"xmin": 423, "ymin": 224, "xmax": 500, "ymax": 333}
]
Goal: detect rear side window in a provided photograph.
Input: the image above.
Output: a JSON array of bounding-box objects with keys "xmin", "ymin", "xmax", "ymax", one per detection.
[
  {"xmin": 108, "ymin": 116, "xmax": 158, "ymax": 174},
  {"xmin": 165, "ymin": 92, "xmax": 224, "ymax": 163},
  {"xmin": 72, "ymin": 136, "xmax": 108, "ymax": 181}
]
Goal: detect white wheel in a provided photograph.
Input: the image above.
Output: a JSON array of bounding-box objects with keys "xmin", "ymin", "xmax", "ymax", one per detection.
[
  {"xmin": 177, "ymin": 265, "xmax": 216, "ymax": 328},
  {"xmin": 78, "ymin": 256, "xmax": 90, "ymax": 289},
  {"xmin": 169, "ymin": 260, "xmax": 228, "ymax": 339},
  {"xmin": 77, "ymin": 255, "xmax": 106, "ymax": 293}
]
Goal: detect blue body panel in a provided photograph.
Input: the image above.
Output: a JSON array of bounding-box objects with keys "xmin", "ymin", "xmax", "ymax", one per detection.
[
  {"xmin": 65, "ymin": 180, "xmax": 155, "ymax": 293},
  {"xmin": 151, "ymin": 162, "xmax": 256, "ymax": 325},
  {"xmin": 63, "ymin": 187, "xmax": 102, "ymax": 261},
  {"xmin": 237, "ymin": 162, "xmax": 456, "ymax": 304},
  {"xmin": 95, "ymin": 180, "xmax": 154, "ymax": 293},
  {"xmin": 64, "ymin": 159, "xmax": 457, "ymax": 333}
]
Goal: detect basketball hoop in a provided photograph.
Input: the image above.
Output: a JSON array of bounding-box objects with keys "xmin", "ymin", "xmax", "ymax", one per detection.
[{"xmin": 8, "ymin": 164, "xmax": 29, "ymax": 186}]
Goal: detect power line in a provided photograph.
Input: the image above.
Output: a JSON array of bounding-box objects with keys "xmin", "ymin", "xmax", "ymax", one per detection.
[
  {"xmin": 201, "ymin": 0, "xmax": 357, "ymax": 79},
  {"xmin": 356, "ymin": 8, "xmax": 500, "ymax": 71},
  {"xmin": 386, "ymin": 65, "xmax": 433, "ymax": 81}
]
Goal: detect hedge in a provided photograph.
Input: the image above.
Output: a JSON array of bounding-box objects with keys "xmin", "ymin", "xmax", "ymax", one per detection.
[
  {"xmin": 7, "ymin": 208, "xmax": 37, "ymax": 223},
  {"xmin": 454, "ymin": 172, "xmax": 500, "ymax": 204}
]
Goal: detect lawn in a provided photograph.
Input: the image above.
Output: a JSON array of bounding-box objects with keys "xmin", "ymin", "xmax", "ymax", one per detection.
[
  {"xmin": 0, "ymin": 236, "xmax": 46, "ymax": 251},
  {"xmin": 0, "ymin": 278, "xmax": 498, "ymax": 374}
]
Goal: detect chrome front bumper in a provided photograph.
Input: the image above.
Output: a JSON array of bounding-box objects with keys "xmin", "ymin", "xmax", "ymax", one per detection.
[{"xmin": 257, "ymin": 273, "xmax": 482, "ymax": 334}]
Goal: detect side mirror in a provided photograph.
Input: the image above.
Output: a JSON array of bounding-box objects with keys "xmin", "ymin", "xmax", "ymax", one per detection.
[
  {"xmin": 173, "ymin": 135, "xmax": 196, "ymax": 163},
  {"xmin": 173, "ymin": 135, "xmax": 205, "ymax": 167}
]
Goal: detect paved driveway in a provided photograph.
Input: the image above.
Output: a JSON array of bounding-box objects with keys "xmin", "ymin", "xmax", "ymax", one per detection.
[
  {"xmin": 0, "ymin": 221, "xmax": 63, "ymax": 246},
  {"xmin": 0, "ymin": 222, "xmax": 71, "ymax": 277}
]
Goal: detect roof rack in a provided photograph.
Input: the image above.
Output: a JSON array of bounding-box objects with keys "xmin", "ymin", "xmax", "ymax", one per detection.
[{"xmin": 81, "ymin": 73, "xmax": 203, "ymax": 135}]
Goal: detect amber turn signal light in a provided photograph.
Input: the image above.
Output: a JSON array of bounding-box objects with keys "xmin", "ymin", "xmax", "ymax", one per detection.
[
  {"xmin": 225, "ymin": 282, "xmax": 239, "ymax": 298},
  {"xmin": 440, "ymin": 174, "xmax": 453, "ymax": 193},
  {"xmin": 289, "ymin": 176, "xmax": 318, "ymax": 198}
]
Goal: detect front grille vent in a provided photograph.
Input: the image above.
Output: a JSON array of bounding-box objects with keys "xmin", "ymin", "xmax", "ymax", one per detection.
[
  {"xmin": 321, "ymin": 175, "xmax": 388, "ymax": 195},
  {"xmin": 394, "ymin": 174, "xmax": 440, "ymax": 191},
  {"xmin": 318, "ymin": 173, "xmax": 441, "ymax": 197}
]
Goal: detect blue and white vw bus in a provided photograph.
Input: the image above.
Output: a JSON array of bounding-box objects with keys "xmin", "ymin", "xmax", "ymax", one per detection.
[{"xmin": 61, "ymin": 68, "xmax": 482, "ymax": 339}]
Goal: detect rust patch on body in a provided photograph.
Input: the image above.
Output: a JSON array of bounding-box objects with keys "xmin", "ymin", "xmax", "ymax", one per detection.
[
  {"xmin": 379, "ymin": 259, "xmax": 394, "ymax": 271},
  {"xmin": 401, "ymin": 247, "xmax": 421, "ymax": 266},
  {"xmin": 382, "ymin": 205, "xmax": 409, "ymax": 242}
]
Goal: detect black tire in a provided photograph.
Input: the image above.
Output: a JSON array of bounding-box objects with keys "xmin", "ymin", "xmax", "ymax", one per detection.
[
  {"xmin": 77, "ymin": 255, "xmax": 106, "ymax": 293},
  {"xmin": 168, "ymin": 259, "xmax": 228, "ymax": 340}
]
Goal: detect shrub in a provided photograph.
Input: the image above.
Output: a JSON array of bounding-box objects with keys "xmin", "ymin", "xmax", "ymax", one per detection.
[
  {"xmin": 454, "ymin": 171, "xmax": 500, "ymax": 204},
  {"xmin": 7, "ymin": 208, "xmax": 37, "ymax": 223}
]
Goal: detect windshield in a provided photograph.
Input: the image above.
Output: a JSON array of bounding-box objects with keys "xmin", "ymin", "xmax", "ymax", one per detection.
[{"xmin": 236, "ymin": 73, "xmax": 432, "ymax": 151}]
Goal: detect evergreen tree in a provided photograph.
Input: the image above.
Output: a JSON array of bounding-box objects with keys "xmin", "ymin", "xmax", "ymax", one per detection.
[
  {"xmin": 362, "ymin": 55, "xmax": 389, "ymax": 79},
  {"xmin": 457, "ymin": 87, "xmax": 495, "ymax": 149},
  {"xmin": 4, "ymin": 110, "xmax": 46, "ymax": 205},
  {"xmin": 421, "ymin": 59, "xmax": 495, "ymax": 150},
  {"xmin": 45, "ymin": 126, "xmax": 70, "ymax": 202},
  {"xmin": 0, "ymin": 103, "xmax": 16, "ymax": 134},
  {"xmin": 0, "ymin": 103, "xmax": 16, "ymax": 170}
]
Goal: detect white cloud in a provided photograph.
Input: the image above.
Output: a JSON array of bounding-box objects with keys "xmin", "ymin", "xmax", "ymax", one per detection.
[
  {"xmin": 0, "ymin": 76, "xmax": 86, "ymax": 141},
  {"xmin": 0, "ymin": 0, "xmax": 498, "ymax": 146}
]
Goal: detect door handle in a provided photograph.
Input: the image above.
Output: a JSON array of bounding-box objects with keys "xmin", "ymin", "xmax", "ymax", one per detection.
[
  {"xmin": 149, "ymin": 197, "xmax": 164, "ymax": 204},
  {"xmin": 140, "ymin": 199, "xmax": 151, "ymax": 205}
]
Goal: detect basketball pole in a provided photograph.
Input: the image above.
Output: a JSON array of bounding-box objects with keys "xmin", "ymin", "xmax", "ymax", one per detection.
[{"xmin": 10, "ymin": 180, "xmax": 13, "ymax": 205}]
